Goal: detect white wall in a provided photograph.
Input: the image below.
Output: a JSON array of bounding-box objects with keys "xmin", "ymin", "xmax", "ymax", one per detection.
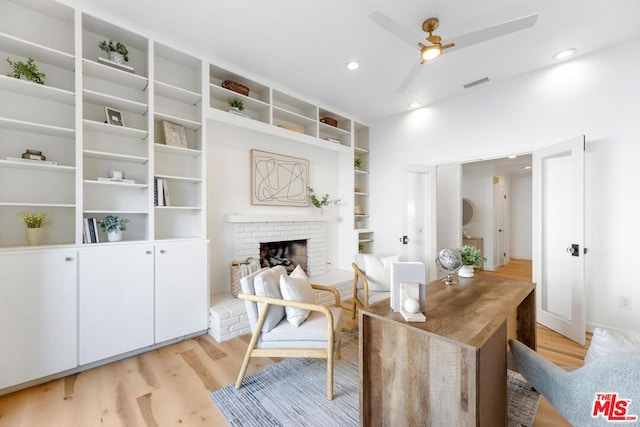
[
  {"xmin": 510, "ymin": 175, "xmax": 532, "ymax": 259},
  {"xmin": 206, "ymin": 121, "xmax": 342, "ymax": 295},
  {"xmin": 370, "ymin": 37, "xmax": 640, "ymax": 333},
  {"xmin": 462, "ymin": 166, "xmax": 495, "ymax": 269}
]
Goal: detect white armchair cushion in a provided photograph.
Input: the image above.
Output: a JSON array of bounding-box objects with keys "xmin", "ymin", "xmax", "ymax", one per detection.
[
  {"xmin": 279, "ymin": 265, "xmax": 315, "ymax": 327},
  {"xmin": 259, "ymin": 307, "xmax": 343, "ymax": 348},
  {"xmin": 584, "ymin": 327, "xmax": 640, "ymax": 364},
  {"xmin": 254, "ymin": 266, "xmax": 287, "ymax": 332},
  {"xmin": 364, "ymin": 254, "xmax": 399, "ymax": 292}
]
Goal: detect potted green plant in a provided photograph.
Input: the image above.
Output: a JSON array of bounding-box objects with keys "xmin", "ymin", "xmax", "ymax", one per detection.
[
  {"xmin": 307, "ymin": 187, "xmax": 340, "ymax": 214},
  {"xmin": 99, "ymin": 215, "xmax": 129, "ymax": 242},
  {"xmin": 98, "ymin": 39, "xmax": 129, "ymax": 63},
  {"xmin": 458, "ymin": 245, "xmax": 486, "ymax": 278},
  {"xmin": 18, "ymin": 211, "xmax": 51, "ymax": 245},
  {"xmin": 6, "ymin": 57, "xmax": 46, "ymax": 84},
  {"xmin": 227, "ymin": 97, "xmax": 244, "ymax": 111},
  {"xmin": 354, "ymin": 157, "xmax": 363, "ymax": 170}
]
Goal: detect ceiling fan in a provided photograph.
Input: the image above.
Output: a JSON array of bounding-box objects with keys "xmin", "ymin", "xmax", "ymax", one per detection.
[{"xmin": 369, "ymin": 11, "xmax": 538, "ymax": 92}]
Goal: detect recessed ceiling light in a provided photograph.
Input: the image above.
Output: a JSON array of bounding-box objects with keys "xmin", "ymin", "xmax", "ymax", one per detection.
[
  {"xmin": 524, "ymin": 166, "xmax": 532, "ymax": 170},
  {"xmin": 345, "ymin": 61, "xmax": 359, "ymax": 71},
  {"xmin": 508, "ymin": 155, "xmax": 517, "ymax": 159},
  {"xmin": 553, "ymin": 48, "xmax": 576, "ymax": 60},
  {"xmin": 409, "ymin": 101, "xmax": 421, "ymax": 109}
]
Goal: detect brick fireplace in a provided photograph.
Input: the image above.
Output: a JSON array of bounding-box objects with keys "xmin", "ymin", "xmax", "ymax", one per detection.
[{"xmin": 226, "ymin": 215, "xmax": 329, "ymax": 277}]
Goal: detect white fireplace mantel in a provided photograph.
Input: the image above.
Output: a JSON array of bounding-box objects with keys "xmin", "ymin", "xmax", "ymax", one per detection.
[{"xmin": 224, "ymin": 214, "xmax": 336, "ymax": 223}]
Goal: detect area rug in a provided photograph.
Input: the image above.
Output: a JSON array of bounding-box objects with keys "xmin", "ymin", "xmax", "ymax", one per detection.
[{"xmin": 211, "ymin": 329, "xmax": 540, "ymax": 427}]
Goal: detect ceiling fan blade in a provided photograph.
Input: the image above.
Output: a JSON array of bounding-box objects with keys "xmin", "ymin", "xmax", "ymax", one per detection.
[
  {"xmin": 369, "ymin": 11, "xmax": 421, "ymax": 49},
  {"xmin": 397, "ymin": 59, "xmax": 422, "ymax": 92},
  {"xmin": 446, "ymin": 14, "xmax": 537, "ymax": 53}
]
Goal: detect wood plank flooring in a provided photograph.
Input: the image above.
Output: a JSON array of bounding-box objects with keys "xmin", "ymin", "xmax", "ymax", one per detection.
[{"xmin": 0, "ymin": 259, "xmax": 588, "ymax": 426}]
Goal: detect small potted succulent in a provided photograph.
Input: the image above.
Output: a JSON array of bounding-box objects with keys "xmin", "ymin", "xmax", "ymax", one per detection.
[
  {"xmin": 6, "ymin": 57, "xmax": 46, "ymax": 84},
  {"xmin": 227, "ymin": 97, "xmax": 244, "ymax": 112},
  {"xmin": 458, "ymin": 245, "xmax": 486, "ymax": 278},
  {"xmin": 99, "ymin": 215, "xmax": 129, "ymax": 242},
  {"xmin": 19, "ymin": 211, "xmax": 51, "ymax": 245},
  {"xmin": 98, "ymin": 39, "xmax": 129, "ymax": 64},
  {"xmin": 354, "ymin": 157, "xmax": 363, "ymax": 170}
]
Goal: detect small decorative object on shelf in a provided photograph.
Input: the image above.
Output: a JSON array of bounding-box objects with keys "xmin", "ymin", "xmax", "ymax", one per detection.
[
  {"xmin": 458, "ymin": 245, "xmax": 486, "ymax": 278},
  {"xmin": 227, "ymin": 97, "xmax": 244, "ymax": 111},
  {"xmin": 6, "ymin": 57, "xmax": 46, "ymax": 84},
  {"xmin": 99, "ymin": 215, "xmax": 129, "ymax": 242},
  {"xmin": 108, "ymin": 170, "xmax": 125, "ymax": 180},
  {"xmin": 325, "ymin": 137, "xmax": 340, "ymax": 144},
  {"xmin": 307, "ymin": 187, "xmax": 340, "ymax": 214},
  {"xmin": 21, "ymin": 149, "xmax": 46, "ymax": 161},
  {"xmin": 354, "ymin": 204, "xmax": 363, "ymax": 215},
  {"xmin": 320, "ymin": 116, "xmax": 338, "ymax": 127},
  {"xmin": 162, "ymin": 120, "xmax": 188, "ymax": 148},
  {"xmin": 19, "ymin": 211, "xmax": 51, "ymax": 246},
  {"xmin": 98, "ymin": 39, "xmax": 129, "ymax": 64},
  {"xmin": 104, "ymin": 107, "xmax": 124, "ymax": 126},
  {"xmin": 222, "ymin": 80, "xmax": 249, "ymax": 96},
  {"xmin": 354, "ymin": 157, "xmax": 362, "ymax": 169}
]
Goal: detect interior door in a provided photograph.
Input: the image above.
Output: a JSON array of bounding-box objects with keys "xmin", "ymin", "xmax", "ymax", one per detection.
[
  {"xmin": 404, "ymin": 167, "xmax": 437, "ymax": 281},
  {"xmin": 497, "ymin": 184, "xmax": 507, "ymax": 267},
  {"xmin": 532, "ymin": 136, "xmax": 585, "ymax": 344}
]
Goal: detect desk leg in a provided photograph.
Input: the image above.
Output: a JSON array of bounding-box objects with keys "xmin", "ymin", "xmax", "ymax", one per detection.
[{"xmin": 516, "ymin": 289, "xmax": 536, "ymax": 350}]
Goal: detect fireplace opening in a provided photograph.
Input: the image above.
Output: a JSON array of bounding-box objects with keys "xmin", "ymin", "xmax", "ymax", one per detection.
[{"xmin": 260, "ymin": 239, "xmax": 307, "ymax": 274}]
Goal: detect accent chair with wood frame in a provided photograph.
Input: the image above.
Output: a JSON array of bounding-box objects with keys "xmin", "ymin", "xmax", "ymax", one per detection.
[
  {"xmin": 351, "ymin": 253, "xmax": 399, "ymax": 318},
  {"xmin": 235, "ymin": 266, "xmax": 343, "ymax": 400}
]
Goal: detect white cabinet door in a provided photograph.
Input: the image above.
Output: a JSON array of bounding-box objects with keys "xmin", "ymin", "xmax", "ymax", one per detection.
[
  {"xmin": 0, "ymin": 249, "xmax": 77, "ymax": 389},
  {"xmin": 79, "ymin": 244, "xmax": 154, "ymax": 365},
  {"xmin": 155, "ymin": 240, "xmax": 208, "ymax": 343}
]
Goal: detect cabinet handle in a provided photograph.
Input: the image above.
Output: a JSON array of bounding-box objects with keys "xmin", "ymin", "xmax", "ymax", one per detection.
[
  {"xmin": 146, "ymin": 250, "xmax": 152, "ymax": 255},
  {"xmin": 65, "ymin": 257, "xmax": 73, "ymax": 262},
  {"xmin": 160, "ymin": 250, "xmax": 166, "ymax": 254}
]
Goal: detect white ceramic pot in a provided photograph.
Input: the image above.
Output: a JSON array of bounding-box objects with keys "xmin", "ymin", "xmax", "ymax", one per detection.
[
  {"xmin": 107, "ymin": 229, "xmax": 122, "ymax": 242},
  {"xmin": 108, "ymin": 51, "xmax": 124, "ymax": 64},
  {"xmin": 25, "ymin": 228, "xmax": 43, "ymax": 246},
  {"xmin": 458, "ymin": 264, "xmax": 475, "ymax": 278}
]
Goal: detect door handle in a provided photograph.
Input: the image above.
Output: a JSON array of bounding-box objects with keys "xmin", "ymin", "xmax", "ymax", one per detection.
[
  {"xmin": 399, "ymin": 236, "xmax": 409, "ymax": 245},
  {"xmin": 567, "ymin": 244, "xmax": 580, "ymax": 257}
]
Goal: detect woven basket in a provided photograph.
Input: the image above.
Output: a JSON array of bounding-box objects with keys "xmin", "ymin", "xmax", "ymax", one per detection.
[
  {"xmin": 320, "ymin": 116, "xmax": 338, "ymax": 127},
  {"xmin": 222, "ymin": 80, "xmax": 250, "ymax": 96},
  {"xmin": 230, "ymin": 257, "xmax": 261, "ymax": 297}
]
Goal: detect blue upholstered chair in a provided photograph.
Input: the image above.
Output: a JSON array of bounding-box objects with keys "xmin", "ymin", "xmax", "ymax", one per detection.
[{"xmin": 509, "ymin": 338, "xmax": 640, "ymax": 426}]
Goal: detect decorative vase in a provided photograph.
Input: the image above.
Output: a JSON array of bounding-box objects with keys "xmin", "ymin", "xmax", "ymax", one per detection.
[
  {"xmin": 107, "ymin": 229, "xmax": 122, "ymax": 242},
  {"xmin": 25, "ymin": 228, "xmax": 43, "ymax": 246},
  {"xmin": 458, "ymin": 264, "xmax": 475, "ymax": 278},
  {"xmin": 108, "ymin": 51, "xmax": 124, "ymax": 64}
]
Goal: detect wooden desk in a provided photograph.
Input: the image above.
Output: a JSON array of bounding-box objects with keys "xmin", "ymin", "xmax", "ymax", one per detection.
[{"xmin": 359, "ymin": 275, "xmax": 535, "ymax": 426}]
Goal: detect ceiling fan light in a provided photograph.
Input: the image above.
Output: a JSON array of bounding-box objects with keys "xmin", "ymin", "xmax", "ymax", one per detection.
[{"xmin": 421, "ymin": 45, "xmax": 441, "ymax": 61}]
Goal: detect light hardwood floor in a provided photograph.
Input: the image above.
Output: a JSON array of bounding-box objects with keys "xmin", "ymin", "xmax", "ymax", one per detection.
[{"xmin": 0, "ymin": 259, "xmax": 588, "ymax": 426}]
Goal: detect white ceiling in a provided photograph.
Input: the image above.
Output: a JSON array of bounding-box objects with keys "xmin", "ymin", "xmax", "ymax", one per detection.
[{"xmin": 68, "ymin": 0, "xmax": 640, "ymax": 123}]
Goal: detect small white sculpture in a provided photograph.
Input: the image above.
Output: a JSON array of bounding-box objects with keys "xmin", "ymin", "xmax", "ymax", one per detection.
[{"xmin": 403, "ymin": 298, "xmax": 420, "ymax": 314}]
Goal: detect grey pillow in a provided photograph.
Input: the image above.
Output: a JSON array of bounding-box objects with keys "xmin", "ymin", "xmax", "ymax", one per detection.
[{"xmin": 254, "ymin": 266, "xmax": 287, "ymax": 332}]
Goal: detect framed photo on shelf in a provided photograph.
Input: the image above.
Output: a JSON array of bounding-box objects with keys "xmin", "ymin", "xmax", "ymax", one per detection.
[
  {"xmin": 105, "ymin": 107, "xmax": 124, "ymax": 126},
  {"xmin": 163, "ymin": 121, "xmax": 188, "ymax": 148}
]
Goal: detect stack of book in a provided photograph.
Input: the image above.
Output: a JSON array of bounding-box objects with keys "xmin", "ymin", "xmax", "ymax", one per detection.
[
  {"xmin": 154, "ymin": 178, "xmax": 171, "ymax": 206},
  {"xmin": 84, "ymin": 217, "xmax": 100, "ymax": 243}
]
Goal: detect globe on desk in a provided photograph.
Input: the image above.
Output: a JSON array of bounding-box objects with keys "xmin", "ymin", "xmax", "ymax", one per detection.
[{"xmin": 436, "ymin": 247, "xmax": 462, "ymax": 285}]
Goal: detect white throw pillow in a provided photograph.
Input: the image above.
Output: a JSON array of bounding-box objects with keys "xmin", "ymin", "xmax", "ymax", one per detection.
[
  {"xmin": 254, "ymin": 266, "xmax": 287, "ymax": 332},
  {"xmin": 364, "ymin": 254, "xmax": 399, "ymax": 292},
  {"xmin": 279, "ymin": 265, "xmax": 315, "ymax": 327},
  {"xmin": 584, "ymin": 327, "xmax": 640, "ymax": 364}
]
